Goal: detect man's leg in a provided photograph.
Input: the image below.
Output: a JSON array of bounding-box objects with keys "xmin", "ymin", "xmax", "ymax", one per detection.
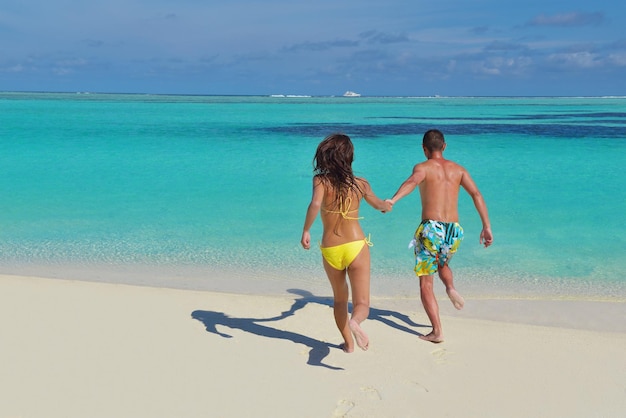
[
  {"xmin": 438, "ymin": 264, "xmax": 464, "ymax": 310},
  {"xmin": 419, "ymin": 274, "xmax": 444, "ymax": 343}
]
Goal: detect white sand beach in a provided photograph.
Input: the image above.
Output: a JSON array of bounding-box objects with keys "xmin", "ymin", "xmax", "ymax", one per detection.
[{"xmin": 1, "ymin": 273, "xmax": 625, "ymax": 418}]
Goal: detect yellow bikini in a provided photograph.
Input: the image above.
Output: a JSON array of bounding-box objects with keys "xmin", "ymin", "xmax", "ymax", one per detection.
[
  {"xmin": 320, "ymin": 237, "xmax": 372, "ymax": 270},
  {"xmin": 320, "ymin": 197, "xmax": 371, "ymax": 270},
  {"xmin": 323, "ymin": 196, "xmax": 363, "ymax": 220}
]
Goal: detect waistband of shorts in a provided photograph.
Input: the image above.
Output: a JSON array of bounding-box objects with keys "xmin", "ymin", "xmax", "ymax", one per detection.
[{"xmin": 420, "ymin": 219, "xmax": 462, "ymax": 227}]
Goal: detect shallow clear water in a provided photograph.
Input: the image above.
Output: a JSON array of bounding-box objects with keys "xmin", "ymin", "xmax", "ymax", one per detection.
[{"xmin": 1, "ymin": 93, "xmax": 625, "ymax": 299}]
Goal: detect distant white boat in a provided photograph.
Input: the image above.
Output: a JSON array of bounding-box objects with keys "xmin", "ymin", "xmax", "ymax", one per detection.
[{"xmin": 343, "ymin": 91, "xmax": 361, "ymax": 97}]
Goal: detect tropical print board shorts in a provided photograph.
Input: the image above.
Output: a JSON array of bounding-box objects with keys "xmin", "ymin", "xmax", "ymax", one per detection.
[{"xmin": 410, "ymin": 220, "xmax": 464, "ymax": 276}]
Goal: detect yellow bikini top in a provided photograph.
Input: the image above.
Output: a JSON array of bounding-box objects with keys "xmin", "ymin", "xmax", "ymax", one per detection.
[{"xmin": 323, "ymin": 196, "xmax": 363, "ymax": 220}]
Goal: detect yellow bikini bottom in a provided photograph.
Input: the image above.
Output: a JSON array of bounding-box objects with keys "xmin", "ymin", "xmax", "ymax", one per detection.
[{"xmin": 320, "ymin": 236, "xmax": 372, "ymax": 271}]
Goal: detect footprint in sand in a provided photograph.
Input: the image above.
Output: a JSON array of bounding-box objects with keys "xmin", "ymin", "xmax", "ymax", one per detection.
[
  {"xmin": 408, "ymin": 380, "xmax": 430, "ymax": 392},
  {"xmin": 333, "ymin": 399, "xmax": 354, "ymax": 417},
  {"xmin": 431, "ymin": 347, "xmax": 453, "ymax": 365},
  {"xmin": 360, "ymin": 386, "xmax": 382, "ymax": 400}
]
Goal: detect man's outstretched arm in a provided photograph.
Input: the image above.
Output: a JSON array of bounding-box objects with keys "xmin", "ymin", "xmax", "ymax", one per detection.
[{"xmin": 388, "ymin": 165, "xmax": 424, "ymax": 205}]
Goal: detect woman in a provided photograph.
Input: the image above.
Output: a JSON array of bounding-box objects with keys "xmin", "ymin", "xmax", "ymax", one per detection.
[{"xmin": 301, "ymin": 133, "xmax": 391, "ymax": 352}]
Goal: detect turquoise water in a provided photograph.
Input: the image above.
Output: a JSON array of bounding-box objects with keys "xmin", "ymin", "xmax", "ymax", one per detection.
[{"xmin": 1, "ymin": 92, "xmax": 625, "ymax": 299}]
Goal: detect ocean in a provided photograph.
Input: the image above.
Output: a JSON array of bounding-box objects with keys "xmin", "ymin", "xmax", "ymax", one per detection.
[{"xmin": 1, "ymin": 92, "xmax": 625, "ymax": 300}]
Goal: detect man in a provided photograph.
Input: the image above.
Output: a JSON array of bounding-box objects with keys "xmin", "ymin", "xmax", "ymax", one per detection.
[{"xmin": 388, "ymin": 129, "xmax": 493, "ymax": 343}]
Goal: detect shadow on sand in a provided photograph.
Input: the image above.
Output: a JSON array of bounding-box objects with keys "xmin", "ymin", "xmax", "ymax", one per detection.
[{"xmin": 191, "ymin": 289, "xmax": 427, "ymax": 370}]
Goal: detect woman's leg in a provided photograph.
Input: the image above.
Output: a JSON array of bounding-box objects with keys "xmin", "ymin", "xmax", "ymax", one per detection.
[
  {"xmin": 322, "ymin": 258, "xmax": 354, "ymax": 352},
  {"xmin": 346, "ymin": 245, "xmax": 371, "ymax": 350}
]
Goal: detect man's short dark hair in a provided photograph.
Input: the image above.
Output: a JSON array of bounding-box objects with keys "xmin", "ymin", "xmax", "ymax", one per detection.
[{"xmin": 423, "ymin": 129, "xmax": 445, "ymax": 152}]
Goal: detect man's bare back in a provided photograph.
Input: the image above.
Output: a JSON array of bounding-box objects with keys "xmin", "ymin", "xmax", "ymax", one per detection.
[
  {"xmin": 389, "ymin": 154, "xmax": 488, "ymax": 229},
  {"xmin": 416, "ymin": 157, "xmax": 464, "ymax": 222}
]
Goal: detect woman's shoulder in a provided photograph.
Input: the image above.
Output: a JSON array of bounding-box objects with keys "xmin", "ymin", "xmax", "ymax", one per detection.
[
  {"xmin": 354, "ymin": 176, "xmax": 371, "ymax": 189},
  {"xmin": 312, "ymin": 174, "xmax": 326, "ymax": 185}
]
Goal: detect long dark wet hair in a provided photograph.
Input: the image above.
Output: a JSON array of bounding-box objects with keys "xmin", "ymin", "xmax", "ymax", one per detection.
[{"xmin": 313, "ymin": 133, "xmax": 364, "ymax": 208}]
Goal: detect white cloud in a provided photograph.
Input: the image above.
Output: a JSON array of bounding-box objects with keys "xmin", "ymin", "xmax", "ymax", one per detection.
[
  {"xmin": 547, "ymin": 51, "xmax": 601, "ymax": 68},
  {"xmin": 527, "ymin": 11, "xmax": 605, "ymax": 27},
  {"xmin": 469, "ymin": 55, "xmax": 533, "ymax": 77},
  {"xmin": 607, "ymin": 53, "xmax": 626, "ymax": 66},
  {"xmin": 0, "ymin": 64, "xmax": 24, "ymax": 73}
]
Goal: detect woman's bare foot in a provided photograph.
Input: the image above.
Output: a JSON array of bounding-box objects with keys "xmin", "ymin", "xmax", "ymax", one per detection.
[
  {"xmin": 349, "ymin": 319, "xmax": 369, "ymax": 351},
  {"xmin": 446, "ymin": 288, "xmax": 465, "ymax": 310},
  {"xmin": 419, "ymin": 332, "xmax": 444, "ymax": 343}
]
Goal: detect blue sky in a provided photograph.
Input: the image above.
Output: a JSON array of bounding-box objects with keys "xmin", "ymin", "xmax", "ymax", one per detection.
[{"xmin": 1, "ymin": 1, "xmax": 624, "ymax": 96}]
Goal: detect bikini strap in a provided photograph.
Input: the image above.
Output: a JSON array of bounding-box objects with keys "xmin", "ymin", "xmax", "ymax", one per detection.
[{"xmin": 324, "ymin": 196, "xmax": 363, "ymax": 220}]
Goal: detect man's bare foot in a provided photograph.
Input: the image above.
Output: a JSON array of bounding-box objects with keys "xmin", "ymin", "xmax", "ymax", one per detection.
[
  {"xmin": 419, "ymin": 332, "xmax": 444, "ymax": 343},
  {"xmin": 339, "ymin": 343, "xmax": 354, "ymax": 353},
  {"xmin": 349, "ymin": 319, "xmax": 369, "ymax": 351},
  {"xmin": 447, "ymin": 288, "xmax": 465, "ymax": 310}
]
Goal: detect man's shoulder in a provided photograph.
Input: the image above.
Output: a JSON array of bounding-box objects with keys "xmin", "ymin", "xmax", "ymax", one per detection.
[
  {"xmin": 420, "ymin": 157, "xmax": 459, "ymax": 168},
  {"xmin": 415, "ymin": 159, "xmax": 434, "ymax": 168},
  {"xmin": 423, "ymin": 158, "xmax": 467, "ymax": 178},
  {"xmin": 440, "ymin": 158, "xmax": 466, "ymax": 171}
]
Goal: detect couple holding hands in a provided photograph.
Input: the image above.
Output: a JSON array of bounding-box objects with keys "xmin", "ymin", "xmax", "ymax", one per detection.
[{"xmin": 301, "ymin": 130, "xmax": 493, "ymax": 351}]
